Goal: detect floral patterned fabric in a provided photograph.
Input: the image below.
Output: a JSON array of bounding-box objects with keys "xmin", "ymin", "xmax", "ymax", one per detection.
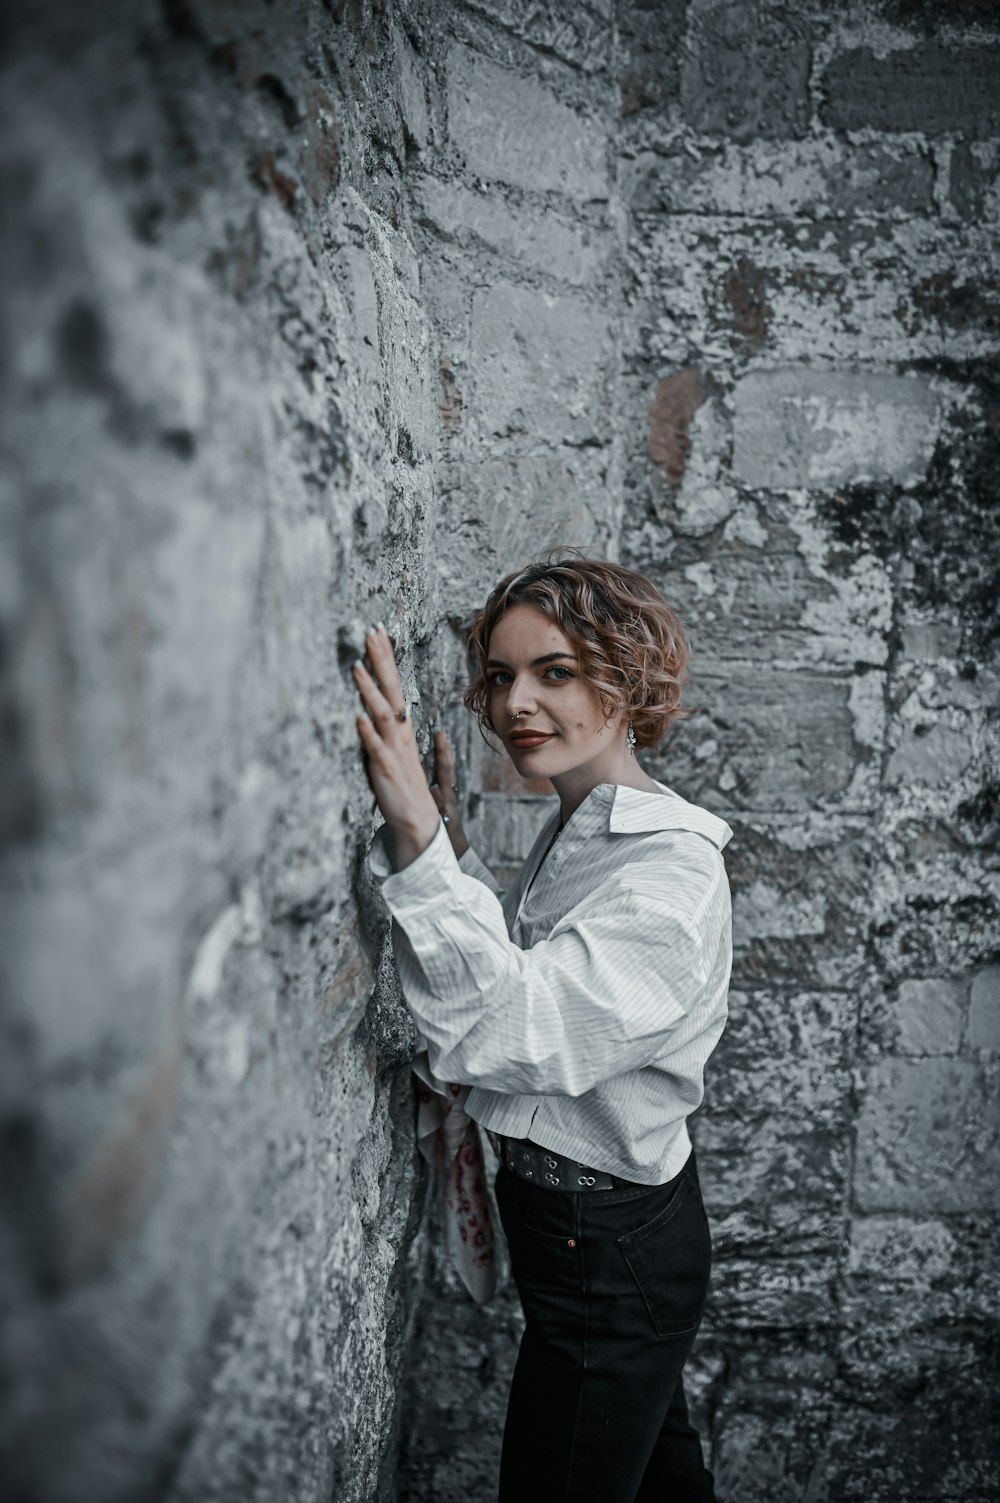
[{"xmin": 413, "ymin": 1051, "xmax": 497, "ymax": 1304}]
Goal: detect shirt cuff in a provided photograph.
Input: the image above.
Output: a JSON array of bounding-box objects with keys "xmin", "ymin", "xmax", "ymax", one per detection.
[{"xmin": 367, "ymin": 816, "xmax": 460, "ymax": 913}]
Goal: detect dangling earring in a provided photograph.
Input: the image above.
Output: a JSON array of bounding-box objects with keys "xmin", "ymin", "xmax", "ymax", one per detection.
[{"xmin": 626, "ymin": 720, "xmax": 636, "ymax": 756}]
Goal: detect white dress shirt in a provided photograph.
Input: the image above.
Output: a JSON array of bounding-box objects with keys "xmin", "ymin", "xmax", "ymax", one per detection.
[{"xmin": 367, "ymin": 780, "xmax": 733, "ymax": 1185}]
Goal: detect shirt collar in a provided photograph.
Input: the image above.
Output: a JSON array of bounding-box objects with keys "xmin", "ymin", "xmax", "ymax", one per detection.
[{"xmin": 603, "ymin": 780, "xmax": 733, "ymax": 851}]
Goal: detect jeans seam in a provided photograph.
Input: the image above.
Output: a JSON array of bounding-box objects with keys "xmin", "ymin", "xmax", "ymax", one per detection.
[{"xmin": 561, "ymin": 1194, "xmax": 587, "ymax": 1500}]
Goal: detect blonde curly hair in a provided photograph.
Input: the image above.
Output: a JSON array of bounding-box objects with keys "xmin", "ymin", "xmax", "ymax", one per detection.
[{"xmin": 463, "ymin": 548, "xmax": 694, "ymax": 750}]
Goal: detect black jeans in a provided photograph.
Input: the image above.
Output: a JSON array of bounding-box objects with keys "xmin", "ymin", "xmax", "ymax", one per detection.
[{"xmin": 495, "ymin": 1147, "xmax": 717, "ymax": 1503}]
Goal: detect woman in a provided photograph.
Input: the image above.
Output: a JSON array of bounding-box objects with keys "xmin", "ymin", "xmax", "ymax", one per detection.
[{"xmin": 354, "ymin": 551, "xmax": 731, "ymax": 1503}]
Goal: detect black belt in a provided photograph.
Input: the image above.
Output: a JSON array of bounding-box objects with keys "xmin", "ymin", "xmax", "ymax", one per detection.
[{"xmin": 487, "ymin": 1130, "xmax": 646, "ymax": 1192}]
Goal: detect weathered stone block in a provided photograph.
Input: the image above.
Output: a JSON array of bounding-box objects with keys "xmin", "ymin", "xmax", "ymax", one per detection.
[
  {"xmin": 712, "ymin": 1392, "xmax": 838, "ymax": 1503},
  {"xmin": 432, "ymin": 450, "xmax": 615, "ymax": 616},
  {"xmin": 846, "ymin": 1215, "xmax": 957, "ymax": 1285},
  {"xmin": 396, "ymin": 33, "xmax": 430, "ymax": 150},
  {"xmin": 413, "ymin": 176, "xmax": 609, "ymax": 285},
  {"xmin": 949, "ymin": 140, "xmax": 1000, "ymax": 223},
  {"xmin": 710, "ymin": 989, "xmax": 853, "ymax": 1131},
  {"xmin": 681, "ymin": 0, "xmax": 811, "ymax": 143},
  {"xmin": 663, "ymin": 668, "xmax": 866, "ymax": 812},
  {"xmin": 469, "ymin": 282, "xmax": 613, "ymax": 447},
  {"xmin": 885, "ymin": 716, "xmax": 976, "ymax": 785},
  {"xmin": 894, "ymin": 978, "xmax": 966, "ymax": 1055},
  {"xmin": 697, "ymin": 1124, "xmax": 848, "ymax": 1254},
  {"xmin": 731, "ymin": 371, "xmax": 940, "ymax": 491},
  {"xmin": 630, "ymin": 216, "xmax": 1000, "ymax": 369},
  {"xmin": 818, "ymin": 1394, "xmax": 1000, "ymax": 1502},
  {"xmin": 821, "ymin": 41, "xmax": 1000, "ymax": 140},
  {"xmin": 446, "ymin": 45, "xmax": 608, "ymax": 198},
  {"xmin": 618, "ymin": 0, "xmax": 686, "ymax": 116},
  {"xmin": 717, "ymin": 816, "xmax": 873, "ymax": 990},
  {"xmin": 854, "ymin": 1058, "xmax": 1000, "ymax": 1212},
  {"xmin": 871, "ymin": 870, "xmax": 1000, "ymax": 987},
  {"xmin": 649, "ymin": 512, "xmax": 892, "ymax": 670},
  {"xmin": 462, "ymin": 0, "xmax": 614, "ymax": 75},
  {"xmin": 710, "ymin": 1250, "xmax": 841, "ymax": 1329},
  {"xmin": 969, "ymin": 966, "xmax": 1000, "ymax": 1050},
  {"xmin": 627, "ymin": 139, "xmax": 935, "ymax": 220}
]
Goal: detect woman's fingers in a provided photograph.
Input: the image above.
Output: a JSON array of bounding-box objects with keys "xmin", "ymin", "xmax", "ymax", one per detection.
[
  {"xmin": 352, "ymin": 659, "xmax": 394, "ymax": 729},
  {"xmin": 434, "ymin": 728, "xmax": 455, "ymax": 776},
  {"xmin": 354, "ymin": 652, "xmax": 414, "ymax": 742},
  {"xmin": 364, "ymin": 624, "xmax": 407, "ymax": 710}
]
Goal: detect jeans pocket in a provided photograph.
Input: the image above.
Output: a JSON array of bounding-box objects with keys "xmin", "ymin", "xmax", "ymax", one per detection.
[{"xmin": 616, "ymin": 1167, "xmax": 712, "ymax": 1337}]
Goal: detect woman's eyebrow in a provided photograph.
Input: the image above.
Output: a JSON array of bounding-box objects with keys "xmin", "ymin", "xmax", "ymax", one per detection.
[{"xmin": 486, "ymin": 652, "xmax": 577, "ymax": 669}]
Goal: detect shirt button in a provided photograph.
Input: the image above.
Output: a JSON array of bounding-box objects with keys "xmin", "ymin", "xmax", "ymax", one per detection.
[{"xmin": 567, "ymin": 1238, "xmax": 576, "ymax": 1248}]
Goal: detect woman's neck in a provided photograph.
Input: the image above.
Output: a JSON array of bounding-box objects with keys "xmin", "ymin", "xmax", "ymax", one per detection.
[{"xmin": 550, "ymin": 762, "xmax": 663, "ymax": 828}]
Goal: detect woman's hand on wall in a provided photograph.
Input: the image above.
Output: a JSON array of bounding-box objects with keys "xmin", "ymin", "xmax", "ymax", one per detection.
[
  {"xmin": 431, "ymin": 730, "xmax": 469, "ymax": 859},
  {"xmin": 354, "ymin": 625, "xmax": 441, "ymax": 866}
]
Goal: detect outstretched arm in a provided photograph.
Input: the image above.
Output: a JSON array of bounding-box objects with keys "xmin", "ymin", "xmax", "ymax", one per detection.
[
  {"xmin": 354, "ymin": 625, "xmax": 502, "ymax": 894},
  {"xmin": 353, "ymin": 623, "xmax": 441, "ymax": 866}
]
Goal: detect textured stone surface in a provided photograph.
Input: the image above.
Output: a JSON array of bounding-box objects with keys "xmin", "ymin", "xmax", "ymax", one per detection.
[
  {"xmin": 469, "ymin": 281, "xmax": 614, "ymax": 448},
  {"xmin": 446, "ymin": 44, "xmax": 608, "ymax": 198},
  {"xmin": 855, "ymin": 1058, "xmax": 1000, "ymax": 1212},
  {"xmin": 895, "ymin": 978, "xmax": 967, "ymax": 1055},
  {"xmin": 434, "ymin": 452, "xmax": 615, "ymax": 617},
  {"xmin": 681, "ymin": 0, "xmax": 812, "ymax": 143},
  {"xmin": 413, "ymin": 175, "xmax": 609, "ymax": 284},
  {"xmin": 969, "ymin": 969, "xmax": 1000, "ymax": 1051},
  {"xmin": 0, "ymin": 5, "xmax": 435, "ymax": 1501},
  {"xmin": 731, "ymin": 370, "xmax": 941, "ymax": 491},
  {"xmin": 616, "ymin": 3, "xmax": 1000, "ymax": 1499},
  {"xmin": 821, "ymin": 40, "xmax": 1000, "ymax": 139}
]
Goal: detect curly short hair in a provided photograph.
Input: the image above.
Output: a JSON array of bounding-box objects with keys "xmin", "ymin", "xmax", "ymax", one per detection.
[{"xmin": 463, "ymin": 547, "xmax": 693, "ymax": 750}]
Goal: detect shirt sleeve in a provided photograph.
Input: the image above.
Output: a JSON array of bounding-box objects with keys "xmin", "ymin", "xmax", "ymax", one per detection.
[
  {"xmin": 367, "ymin": 817, "xmax": 729, "ymax": 1097},
  {"xmin": 457, "ymin": 844, "xmax": 504, "ymax": 898},
  {"xmin": 368, "ymin": 820, "xmax": 504, "ymax": 897}
]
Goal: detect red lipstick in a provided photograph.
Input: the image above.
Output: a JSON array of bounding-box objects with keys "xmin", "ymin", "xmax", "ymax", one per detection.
[{"xmin": 509, "ymin": 731, "xmax": 556, "ymax": 749}]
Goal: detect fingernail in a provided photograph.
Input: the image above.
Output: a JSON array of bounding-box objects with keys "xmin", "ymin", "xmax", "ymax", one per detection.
[
  {"xmin": 353, "ymin": 658, "xmax": 362, "ymax": 669},
  {"xmin": 376, "ymin": 619, "xmax": 386, "ymax": 631}
]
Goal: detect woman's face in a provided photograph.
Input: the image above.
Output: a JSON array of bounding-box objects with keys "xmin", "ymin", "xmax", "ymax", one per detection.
[{"xmin": 485, "ymin": 603, "xmax": 625, "ymax": 776}]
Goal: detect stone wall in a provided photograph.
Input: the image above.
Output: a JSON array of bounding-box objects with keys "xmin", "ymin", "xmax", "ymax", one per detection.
[
  {"xmin": 400, "ymin": 4, "xmax": 1000, "ymax": 1502},
  {"xmin": 1, "ymin": 2, "xmax": 997, "ymax": 1502},
  {"xmin": 0, "ymin": 3, "xmax": 449, "ymax": 1499}
]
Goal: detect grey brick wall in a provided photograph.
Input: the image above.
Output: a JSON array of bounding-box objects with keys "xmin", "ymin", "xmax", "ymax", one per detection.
[
  {"xmin": 401, "ymin": 4, "xmax": 1000, "ymax": 1502},
  {"xmin": 1, "ymin": 3, "xmax": 997, "ymax": 1502},
  {"xmin": 0, "ymin": 4, "xmax": 441, "ymax": 1500}
]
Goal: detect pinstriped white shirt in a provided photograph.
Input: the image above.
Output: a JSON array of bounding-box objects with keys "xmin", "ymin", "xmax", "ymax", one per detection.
[{"xmin": 367, "ymin": 780, "xmax": 733, "ymax": 1185}]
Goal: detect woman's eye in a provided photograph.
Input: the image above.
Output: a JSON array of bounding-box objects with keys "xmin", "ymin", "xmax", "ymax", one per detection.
[{"xmin": 487, "ymin": 667, "xmax": 573, "ymax": 686}]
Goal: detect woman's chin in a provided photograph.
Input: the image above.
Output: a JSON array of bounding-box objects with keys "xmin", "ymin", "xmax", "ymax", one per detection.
[{"xmin": 510, "ymin": 739, "xmax": 559, "ymax": 762}]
